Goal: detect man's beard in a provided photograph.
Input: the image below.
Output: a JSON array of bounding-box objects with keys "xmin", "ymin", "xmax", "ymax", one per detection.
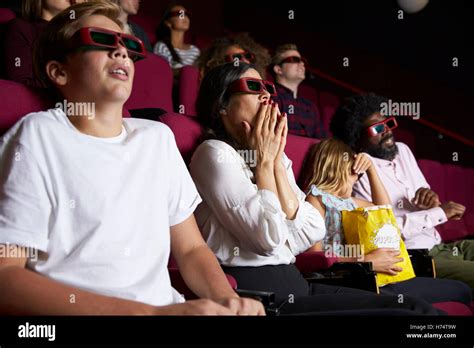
[{"xmin": 365, "ymin": 134, "xmax": 399, "ymax": 161}]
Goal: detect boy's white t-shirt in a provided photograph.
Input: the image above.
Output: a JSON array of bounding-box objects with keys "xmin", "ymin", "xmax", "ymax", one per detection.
[{"xmin": 0, "ymin": 108, "xmax": 201, "ymax": 307}]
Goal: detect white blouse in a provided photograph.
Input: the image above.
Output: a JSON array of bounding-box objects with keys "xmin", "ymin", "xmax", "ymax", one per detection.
[{"xmin": 189, "ymin": 139, "xmax": 326, "ymax": 267}]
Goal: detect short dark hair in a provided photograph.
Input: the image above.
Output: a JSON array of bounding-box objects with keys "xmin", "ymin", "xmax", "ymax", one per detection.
[
  {"xmin": 196, "ymin": 62, "xmax": 256, "ymax": 149},
  {"xmin": 330, "ymin": 93, "xmax": 388, "ymax": 150}
]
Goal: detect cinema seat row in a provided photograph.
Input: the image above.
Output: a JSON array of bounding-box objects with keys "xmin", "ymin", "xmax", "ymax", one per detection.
[
  {"xmin": 1, "ymin": 75, "xmax": 472, "ymax": 315},
  {"xmin": 0, "ymin": 8, "xmax": 472, "ymax": 315}
]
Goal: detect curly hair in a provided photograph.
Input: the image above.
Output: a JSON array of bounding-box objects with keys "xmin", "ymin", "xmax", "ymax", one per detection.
[
  {"xmin": 198, "ymin": 32, "xmax": 271, "ymax": 78},
  {"xmin": 330, "ymin": 93, "xmax": 388, "ymax": 150}
]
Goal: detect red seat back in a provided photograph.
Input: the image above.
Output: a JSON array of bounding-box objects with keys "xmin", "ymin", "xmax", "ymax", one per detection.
[
  {"xmin": 418, "ymin": 160, "xmax": 446, "ymax": 202},
  {"xmin": 124, "ymin": 54, "xmax": 173, "ymax": 116},
  {"xmin": 178, "ymin": 66, "xmax": 200, "ymax": 116},
  {"xmin": 0, "ymin": 8, "xmax": 16, "ymax": 79},
  {"xmin": 0, "ymin": 79, "xmax": 50, "ymax": 135},
  {"xmin": 317, "ymin": 91, "xmax": 340, "ymax": 137},
  {"xmin": 285, "ymin": 134, "xmax": 320, "ymax": 183},
  {"xmin": 465, "ymin": 168, "xmax": 474, "ymax": 234},
  {"xmin": 159, "ymin": 113, "xmax": 203, "ymax": 164},
  {"xmin": 418, "ymin": 159, "xmax": 471, "ymax": 241},
  {"xmin": 0, "ymin": 8, "xmax": 15, "ymax": 24}
]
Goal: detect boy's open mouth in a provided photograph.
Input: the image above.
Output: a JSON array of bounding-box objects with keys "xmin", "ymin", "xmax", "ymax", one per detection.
[{"xmin": 109, "ymin": 64, "xmax": 129, "ymax": 80}]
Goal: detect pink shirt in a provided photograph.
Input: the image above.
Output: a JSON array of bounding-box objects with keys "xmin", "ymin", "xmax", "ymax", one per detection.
[{"xmin": 352, "ymin": 142, "xmax": 446, "ymax": 250}]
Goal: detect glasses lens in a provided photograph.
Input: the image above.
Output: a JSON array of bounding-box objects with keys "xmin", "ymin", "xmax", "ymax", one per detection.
[
  {"xmin": 386, "ymin": 119, "xmax": 396, "ymax": 128},
  {"xmin": 246, "ymin": 80, "xmax": 262, "ymax": 92},
  {"xmin": 233, "ymin": 53, "xmax": 243, "ymax": 60},
  {"xmin": 282, "ymin": 56, "xmax": 302, "ymax": 64},
  {"xmin": 264, "ymin": 83, "xmax": 275, "ymax": 94},
  {"xmin": 123, "ymin": 37, "xmax": 141, "ymax": 52},
  {"xmin": 90, "ymin": 31, "xmax": 116, "ymax": 46},
  {"xmin": 373, "ymin": 124, "xmax": 385, "ymax": 134}
]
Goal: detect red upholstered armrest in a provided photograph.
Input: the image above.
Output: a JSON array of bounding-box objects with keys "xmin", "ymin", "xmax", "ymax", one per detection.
[
  {"xmin": 168, "ymin": 267, "xmax": 237, "ymax": 301},
  {"xmin": 295, "ymin": 251, "xmax": 340, "ymax": 273}
]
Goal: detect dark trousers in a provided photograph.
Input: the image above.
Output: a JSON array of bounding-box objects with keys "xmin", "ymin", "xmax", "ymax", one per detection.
[
  {"xmin": 381, "ymin": 276, "xmax": 472, "ymax": 305},
  {"xmin": 222, "ymin": 264, "xmax": 442, "ymax": 315}
]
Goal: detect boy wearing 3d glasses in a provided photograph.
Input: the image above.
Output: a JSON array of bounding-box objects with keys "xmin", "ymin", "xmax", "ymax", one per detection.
[{"xmin": 0, "ymin": 1, "xmax": 263, "ymax": 316}]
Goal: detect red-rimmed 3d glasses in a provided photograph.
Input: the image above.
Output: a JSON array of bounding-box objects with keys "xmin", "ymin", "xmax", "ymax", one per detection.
[
  {"xmin": 68, "ymin": 27, "xmax": 146, "ymax": 61},
  {"xmin": 225, "ymin": 51, "xmax": 255, "ymax": 63},
  {"xmin": 366, "ymin": 117, "xmax": 398, "ymax": 136},
  {"xmin": 278, "ymin": 56, "xmax": 308, "ymax": 66},
  {"xmin": 228, "ymin": 77, "xmax": 277, "ymax": 96}
]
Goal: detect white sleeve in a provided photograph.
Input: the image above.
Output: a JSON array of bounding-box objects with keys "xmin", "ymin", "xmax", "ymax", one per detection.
[
  {"xmin": 402, "ymin": 142, "xmax": 431, "ymax": 189},
  {"xmin": 190, "ymin": 142, "xmax": 289, "ymax": 256},
  {"xmin": 164, "ymin": 127, "xmax": 202, "ymax": 226},
  {"xmin": 153, "ymin": 41, "xmax": 172, "ymax": 65},
  {"xmin": 352, "ymin": 171, "xmax": 372, "ymax": 201},
  {"xmin": 281, "ymin": 155, "xmax": 326, "ymax": 255},
  {"xmin": 0, "ymin": 141, "xmax": 51, "ymax": 252}
]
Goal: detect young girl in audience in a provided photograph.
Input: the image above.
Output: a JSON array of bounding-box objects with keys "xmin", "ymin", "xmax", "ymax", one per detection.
[
  {"xmin": 153, "ymin": 3, "xmax": 200, "ymax": 70},
  {"xmin": 301, "ymin": 138, "xmax": 471, "ymax": 305}
]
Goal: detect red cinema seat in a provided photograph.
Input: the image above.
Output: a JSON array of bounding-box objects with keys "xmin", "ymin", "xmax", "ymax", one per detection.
[
  {"xmin": 178, "ymin": 65, "xmax": 200, "ymax": 116},
  {"xmin": 285, "ymin": 133, "xmax": 319, "ymax": 183},
  {"xmin": 168, "ymin": 255, "xmax": 237, "ymax": 300},
  {"xmin": 418, "ymin": 159, "xmax": 471, "ymax": 242},
  {"xmin": 465, "ymin": 167, "xmax": 474, "ymax": 234},
  {"xmin": 0, "ymin": 79, "xmax": 51, "ymax": 135},
  {"xmin": 124, "ymin": 54, "xmax": 173, "ymax": 116},
  {"xmin": 0, "ymin": 8, "xmax": 15, "ymax": 24},
  {"xmin": 432, "ymin": 302, "xmax": 472, "ymax": 316},
  {"xmin": 158, "ymin": 112, "xmax": 202, "ymax": 164},
  {"xmin": 318, "ymin": 91, "xmax": 340, "ymax": 137},
  {"xmin": 0, "ymin": 8, "xmax": 16, "ymax": 79}
]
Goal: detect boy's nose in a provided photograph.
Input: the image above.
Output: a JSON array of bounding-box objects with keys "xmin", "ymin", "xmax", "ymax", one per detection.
[{"xmin": 111, "ymin": 42, "xmax": 129, "ymax": 60}]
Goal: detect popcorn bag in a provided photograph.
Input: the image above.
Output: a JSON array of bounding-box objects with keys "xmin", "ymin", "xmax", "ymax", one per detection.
[{"xmin": 342, "ymin": 205, "xmax": 416, "ymax": 287}]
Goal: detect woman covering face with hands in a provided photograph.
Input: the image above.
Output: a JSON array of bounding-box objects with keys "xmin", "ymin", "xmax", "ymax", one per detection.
[{"xmin": 188, "ymin": 63, "xmax": 444, "ymax": 316}]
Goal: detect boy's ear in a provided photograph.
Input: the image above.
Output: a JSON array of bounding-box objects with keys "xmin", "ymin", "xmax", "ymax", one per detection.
[
  {"xmin": 45, "ymin": 60, "xmax": 68, "ymax": 86},
  {"xmin": 165, "ymin": 20, "xmax": 172, "ymax": 29}
]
